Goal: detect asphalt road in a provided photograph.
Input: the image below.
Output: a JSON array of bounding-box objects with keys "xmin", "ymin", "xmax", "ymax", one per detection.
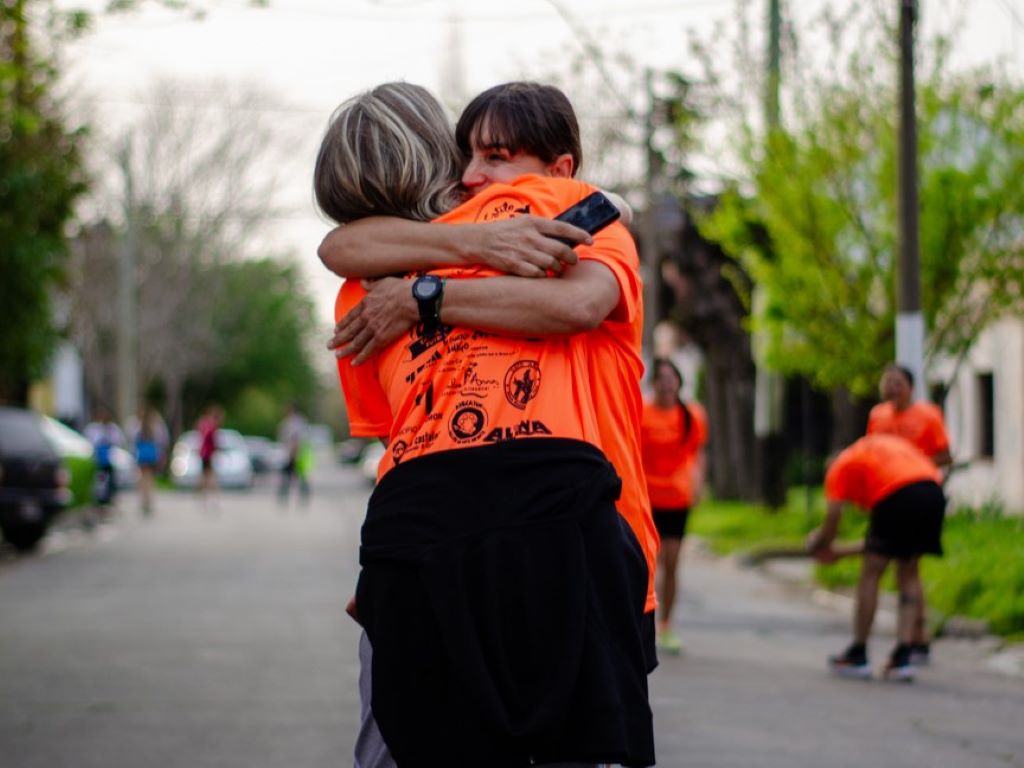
[{"xmin": 1, "ymin": 454, "xmax": 1021, "ymax": 768}]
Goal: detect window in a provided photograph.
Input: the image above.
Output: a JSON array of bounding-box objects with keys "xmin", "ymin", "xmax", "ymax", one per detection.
[
  {"xmin": 976, "ymin": 372, "xmax": 995, "ymax": 459},
  {"xmin": 929, "ymin": 382, "xmax": 947, "ymax": 413}
]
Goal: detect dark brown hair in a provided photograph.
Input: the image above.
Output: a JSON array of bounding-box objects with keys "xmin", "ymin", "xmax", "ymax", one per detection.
[{"xmin": 455, "ymin": 82, "xmax": 582, "ymax": 174}]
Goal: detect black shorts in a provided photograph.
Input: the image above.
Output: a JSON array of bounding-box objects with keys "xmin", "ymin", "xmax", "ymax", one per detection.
[
  {"xmin": 201, "ymin": 456, "xmax": 214, "ymax": 472},
  {"xmin": 653, "ymin": 507, "xmax": 691, "ymax": 540},
  {"xmin": 866, "ymin": 480, "xmax": 945, "ymax": 559}
]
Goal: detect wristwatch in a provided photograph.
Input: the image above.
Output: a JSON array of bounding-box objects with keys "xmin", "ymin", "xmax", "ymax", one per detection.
[{"xmin": 411, "ymin": 275, "xmax": 445, "ymax": 334}]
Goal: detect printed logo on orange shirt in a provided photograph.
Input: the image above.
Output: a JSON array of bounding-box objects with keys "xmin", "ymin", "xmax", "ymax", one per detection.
[
  {"xmin": 391, "ymin": 440, "xmax": 408, "ymax": 465},
  {"xmin": 476, "ymin": 199, "xmax": 531, "ymax": 222},
  {"xmin": 449, "ymin": 401, "xmax": 488, "ymax": 443},
  {"xmin": 505, "ymin": 360, "xmax": 542, "ymax": 409}
]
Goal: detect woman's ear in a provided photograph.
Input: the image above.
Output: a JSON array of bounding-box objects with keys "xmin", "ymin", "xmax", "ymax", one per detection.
[{"xmin": 547, "ymin": 153, "xmax": 574, "ymax": 178}]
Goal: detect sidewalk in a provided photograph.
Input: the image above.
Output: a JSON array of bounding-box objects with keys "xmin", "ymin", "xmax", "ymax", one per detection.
[{"xmin": 646, "ymin": 542, "xmax": 1024, "ymax": 767}]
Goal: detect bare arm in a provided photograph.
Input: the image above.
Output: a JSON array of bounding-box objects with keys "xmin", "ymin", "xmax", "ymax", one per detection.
[
  {"xmin": 690, "ymin": 448, "xmax": 707, "ymax": 505},
  {"xmin": 330, "ymin": 261, "xmax": 620, "ymax": 366},
  {"xmin": 318, "ymin": 216, "xmax": 591, "ymax": 279},
  {"xmin": 806, "ymin": 500, "xmax": 844, "ymax": 558}
]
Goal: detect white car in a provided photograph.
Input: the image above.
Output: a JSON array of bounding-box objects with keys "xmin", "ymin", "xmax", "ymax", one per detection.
[
  {"xmin": 170, "ymin": 429, "xmax": 253, "ymax": 489},
  {"xmin": 359, "ymin": 442, "xmax": 385, "ymax": 485}
]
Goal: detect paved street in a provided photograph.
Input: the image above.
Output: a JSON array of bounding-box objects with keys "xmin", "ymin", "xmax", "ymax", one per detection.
[{"xmin": 1, "ymin": 454, "xmax": 1021, "ymax": 768}]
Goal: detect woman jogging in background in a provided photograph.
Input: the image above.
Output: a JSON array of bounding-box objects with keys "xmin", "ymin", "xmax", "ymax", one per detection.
[
  {"xmin": 128, "ymin": 404, "xmax": 169, "ymax": 517},
  {"xmin": 640, "ymin": 357, "xmax": 707, "ymax": 656}
]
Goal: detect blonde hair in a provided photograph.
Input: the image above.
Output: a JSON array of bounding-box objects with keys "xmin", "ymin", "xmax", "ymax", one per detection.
[{"xmin": 314, "ymin": 82, "xmax": 463, "ymax": 224}]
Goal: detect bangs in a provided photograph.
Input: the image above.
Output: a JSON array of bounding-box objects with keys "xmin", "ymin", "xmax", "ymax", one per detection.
[
  {"xmin": 457, "ymin": 100, "xmax": 534, "ymax": 159},
  {"xmin": 470, "ymin": 110, "xmax": 519, "ymax": 153}
]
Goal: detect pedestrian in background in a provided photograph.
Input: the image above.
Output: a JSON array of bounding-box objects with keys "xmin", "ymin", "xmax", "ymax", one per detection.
[
  {"xmin": 640, "ymin": 357, "xmax": 708, "ymax": 656},
  {"xmin": 127, "ymin": 404, "xmax": 169, "ymax": 517},
  {"xmin": 806, "ymin": 433, "xmax": 945, "ymax": 682},
  {"xmin": 84, "ymin": 407, "xmax": 125, "ymax": 520},
  {"xmin": 866, "ymin": 363, "xmax": 953, "ymax": 665},
  {"xmin": 196, "ymin": 405, "xmax": 222, "ymax": 514},
  {"xmin": 277, "ymin": 403, "xmax": 310, "ymax": 509}
]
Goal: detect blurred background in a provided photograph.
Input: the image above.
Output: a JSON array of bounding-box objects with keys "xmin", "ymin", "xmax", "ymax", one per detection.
[{"xmin": 3, "ymin": 0, "xmax": 1024, "ymax": 520}]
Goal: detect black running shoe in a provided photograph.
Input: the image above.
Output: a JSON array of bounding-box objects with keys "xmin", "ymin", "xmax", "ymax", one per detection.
[
  {"xmin": 883, "ymin": 644, "xmax": 916, "ymax": 682},
  {"xmin": 829, "ymin": 643, "xmax": 871, "ymax": 680},
  {"xmin": 909, "ymin": 642, "xmax": 931, "ymax": 666}
]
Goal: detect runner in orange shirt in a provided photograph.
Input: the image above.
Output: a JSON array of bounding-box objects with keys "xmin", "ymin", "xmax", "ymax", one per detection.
[
  {"xmin": 322, "ymin": 82, "xmax": 660, "ymax": 669},
  {"xmin": 639, "ymin": 357, "xmax": 708, "ymax": 656},
  {"xmin": 868, "ymin": 364, "xmax": 952, "ymax": 467},
  {"xmin": 806, "ymin": 434, "xmax": 945, "ymax": 682},
  {"xmin": 315, "ymin": 82, "xmax": 653, "ymax": 767},
  {"xmin": 867, "ymin": 363, "xmax": 952, "ymax": 665}
]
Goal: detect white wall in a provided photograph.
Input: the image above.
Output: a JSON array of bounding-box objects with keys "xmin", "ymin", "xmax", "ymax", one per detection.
[{"xmin": 932, "ymin": 318, "xmax": 1024, "ymax": 514}]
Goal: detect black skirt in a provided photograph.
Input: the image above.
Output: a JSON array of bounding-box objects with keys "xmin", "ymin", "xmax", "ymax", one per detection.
[{"xmin": 356, "ymin": 438, "xmax": 654, "ymax": 767}]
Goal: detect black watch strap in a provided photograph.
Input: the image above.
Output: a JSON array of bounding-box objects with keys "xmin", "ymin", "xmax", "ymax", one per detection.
[{"xmin": 412, "ymin": 275, "xmax": 445, "ymax": 332}]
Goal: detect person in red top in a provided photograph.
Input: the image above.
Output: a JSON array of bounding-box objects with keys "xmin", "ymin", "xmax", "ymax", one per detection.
[
  {"xmin": 195, "ymin": 404, "xmax": 222, "ymax": 515},
  {"xmin": 315, "ymin": 82, "xmax": 653, "ymax": 767},
  {"xmin": 806, "ymin": 434, "xmax": 945, "ymax": 682},
  {"xmin": 322, "ymin": 82, "xmax": 660, "ymax": 668},
  {"xmin": 867, "ymin": 363, "xmax": 952, "ymax": 664},
  {"xmin": 640, "ymin": 357, "xmax": 707, "ymax": 656}
]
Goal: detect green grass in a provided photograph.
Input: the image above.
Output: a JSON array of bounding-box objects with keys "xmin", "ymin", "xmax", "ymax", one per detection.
[{"xmin": 691, "ymin": 491, "xmax": 1024, "ymax": 639}]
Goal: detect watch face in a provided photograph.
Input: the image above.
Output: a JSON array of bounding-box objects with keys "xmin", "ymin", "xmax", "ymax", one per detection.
[{"xmin": 413, "ymin": 276, "xmax": 441, "ymax": 301}]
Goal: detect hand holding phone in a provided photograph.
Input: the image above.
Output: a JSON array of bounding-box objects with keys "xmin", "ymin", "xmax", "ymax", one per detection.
[{"xmin": 548, "ymin": 191, "xmax": 622, "ymax": 247}]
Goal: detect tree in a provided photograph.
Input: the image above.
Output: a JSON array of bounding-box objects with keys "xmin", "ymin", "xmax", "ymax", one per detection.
[
  {"xmin": 68, "ymin": 80, "xmax": 317, "ymax": 433},
  {"xmin": 696, "ymin": 2, "xmax": 1024, "ymax": 398},
  {"xmin": 186, "ymin": 257, "xmax": 319, "ymax": 436},
  {"xmin": 0, "ymin": 0, "xmax": 88, "ymax": 402}
]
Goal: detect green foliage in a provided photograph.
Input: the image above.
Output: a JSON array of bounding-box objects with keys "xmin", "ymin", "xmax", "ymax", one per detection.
[
  {"xmin": 695, "ymin": 6, "xmax": 1024, "ymax": 396},
  {"xmin": 0, "ymin": 2, "xmax": 87, "ymax": 400},
  {"xmin": 693, "ymin": 492, "xmax": 1024, "ymax": 638},
  {"xmin": 222, "ymin": 386, "xmax": 281, "ymax": 438},
  {"xmin": 184, "ymin": 257, "xmax": 320, "ymax": 426}
]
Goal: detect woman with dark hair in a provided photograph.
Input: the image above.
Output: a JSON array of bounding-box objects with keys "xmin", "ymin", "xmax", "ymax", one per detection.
[
  {"xmin": 639, "ymin": 357, "xmax": 708, "ymax": 656},
  {"xmin": 315, "ymin": 82, "xmax": 653, "ymax": 767}
]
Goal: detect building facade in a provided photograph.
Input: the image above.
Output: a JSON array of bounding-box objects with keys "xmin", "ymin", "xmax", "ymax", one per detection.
[{"xmin": 932, "ymin": 317, "xmax": 1024, "ymax": 515}]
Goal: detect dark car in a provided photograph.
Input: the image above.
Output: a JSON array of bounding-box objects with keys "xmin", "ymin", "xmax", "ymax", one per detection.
[{"xmin": 0, "ymin": 407, "xmax": 72, "ymax": 552}]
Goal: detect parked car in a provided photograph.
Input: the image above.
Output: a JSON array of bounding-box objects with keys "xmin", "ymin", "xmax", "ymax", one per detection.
[
  {"xmin": 39, "ymin": 416, "xmax": 138, "ymax": 499},
  {"xmin": 359, "ymin": 441, "xmax": 385, "ymax": 485},
  {"xmin": 169, "ymin": 428, "xmax": 254, "ymax": 489},
  {"xmin": 108, "ymin": 445, "xmax": 140, "ymax": 491},
  {"xmin": 37, "ymin": 416, "xmax": 96, "ymax": 508},
  {"xmin": 244, "ymin": 436, "xmax": 288, "ymax": 474},
  {"xmin": 336, "ymin": 437, "xmax": 370, "ymax": 465},
  {"xmin": 0, "ymin": 407, "xmax": 73, "ymax": 552}
]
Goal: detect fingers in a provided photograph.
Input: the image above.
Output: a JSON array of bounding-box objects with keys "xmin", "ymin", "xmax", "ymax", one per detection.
[
  {"xmin": 532, "ymin": 216, "xmax": 592, "ymax": 248},
  {"xmin": 328, "ymin": 316, "xmax": 360, "ymax": 351},
  {"xmin": 337, "ymin": 326, "xmax": 375, "ymax": 362}
]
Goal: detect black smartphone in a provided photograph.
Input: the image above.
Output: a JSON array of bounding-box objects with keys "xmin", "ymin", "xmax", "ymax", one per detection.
[{"xmin": 549, "ymin": 190, "xmax": 621, "ymax": 247}]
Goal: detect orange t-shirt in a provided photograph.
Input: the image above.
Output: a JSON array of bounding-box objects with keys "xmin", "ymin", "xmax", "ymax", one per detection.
[
  {"xmin": 640, "ymin": 399, "xmax": 708, "ymax": 509},
  {"xmin": 336, "ymin": 175, "xmax": 657, "ymax": 611},
  {"xmin": 825, "ymin": 434, "xmax": 942, "ymax": 512},
  {"xmin": 336, "ymin": 177, "xmax": 616, "ymax": 479},
  {"xmin": 462, "ymin": 177, "xmax": 655, "ymax": 612},
  {"xmin": 866, "ymin": 401, "xmax": 950, "ymax": 460}
]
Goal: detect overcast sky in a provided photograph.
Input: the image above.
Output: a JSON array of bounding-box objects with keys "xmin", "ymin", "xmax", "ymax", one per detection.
[{"xmin": 61, "ymin": 0, "xmax": 1024, "ymax": 323}]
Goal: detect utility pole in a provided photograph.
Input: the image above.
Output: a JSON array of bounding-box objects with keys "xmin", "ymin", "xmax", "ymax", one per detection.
[
  {"xmin": 116, "ymin": 137, "xmax": 138, "ymax": 427},
  {"xmin": 753, "ymin": 0, "xmax": 787, "ymax": 506},
  {"xmin": 897, "ymin": 0, "xmax": 925, "ymax": 400},
  {"xmin": 641, "ymin": 67, "xmax": 661, "ymax": 354}
]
